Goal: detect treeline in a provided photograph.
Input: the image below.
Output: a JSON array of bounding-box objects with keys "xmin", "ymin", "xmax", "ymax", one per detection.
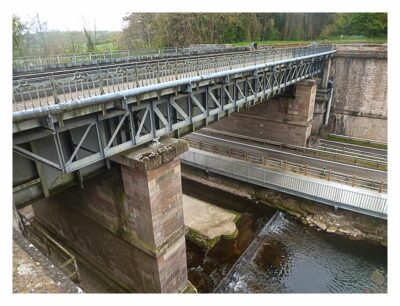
[
  {"xmin": 13, "ymin": 13, "xmax": 387, "ymax": 57},
  {"xmin": 121, "ymin": 13, "xmax": 387, "ymax": 49}
]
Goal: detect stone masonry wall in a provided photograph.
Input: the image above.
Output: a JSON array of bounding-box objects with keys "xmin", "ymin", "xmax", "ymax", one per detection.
[
  {"xmin": 32, "ymin": 138, "xmax": 189, "ymax": 293},
  {"xmin": 328, "ymin": 45, "xmax": 387, "ymax": 142},
  {"xmin": 210, "ymin": 79, "xmax": 317, "ymax": 146}
]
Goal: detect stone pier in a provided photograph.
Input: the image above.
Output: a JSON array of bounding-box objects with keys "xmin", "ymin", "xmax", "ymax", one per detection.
[
  {"xmin": 31, "ymin": 138, "xmax": 189, "ymax": 293},
  {"xmin": 210, "ymin": 79, "xmax": 317, "ymax": 146}
]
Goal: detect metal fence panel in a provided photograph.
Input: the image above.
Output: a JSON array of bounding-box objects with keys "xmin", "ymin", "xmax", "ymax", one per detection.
[{"xmin": 182, "ymin": 149, "xmax": 387, "ymax": 219}]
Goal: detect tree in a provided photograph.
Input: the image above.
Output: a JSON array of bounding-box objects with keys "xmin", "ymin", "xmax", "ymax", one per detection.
[
  {"xmin": 350, "ymin": 13, "xmax": 387, "ymax": 37},
  {"xmin": 13, "ymin": 15, "xmax": 27, "ymax": 56},
  {"xmin": 35, "ymin": 14, "xmax": 49, "ymax": 56}
]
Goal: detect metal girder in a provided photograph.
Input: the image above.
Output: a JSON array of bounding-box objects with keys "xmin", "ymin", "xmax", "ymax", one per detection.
[
  {"xmin": 67, "ymin": 122, "xmax": 95, "ymax": 164},
  {"xmin": 13, "ymin": 55, "xmax": 327, "ymax": 173},
  {"xmin": 13, "ymin": 145, "xmax": 62, "ymax": 171}
]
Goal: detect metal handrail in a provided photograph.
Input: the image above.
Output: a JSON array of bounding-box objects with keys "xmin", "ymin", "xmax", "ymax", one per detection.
[
  {"xmin": 181, "ymin": 149, "xmax": 387, "ymax": 219},
  {"xmin": 13, "ymin": 45, "xmax": 239, "ymax": 72},
  {"xmin": 199, "ymin": 129, "xmax": 387, "ymax": 170},
  {"xmin": 13, "ymin": 45, "xmax": 334, "ymax": 113},
  {"xmin": 186, "ymin": 138, "xmax": 387, "ymax": 193}
]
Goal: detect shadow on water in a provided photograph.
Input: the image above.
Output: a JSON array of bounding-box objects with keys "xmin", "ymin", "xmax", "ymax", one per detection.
[
  {"xmin": 182, "ymin": 178, "xmax": 276, "ymax": 292},
  {"xmin": 216, "ymin": 212, "xmax": 387, "ymax": 293},
  {"xmin": 182, "ymin": 178, "xmax": 387, "ymax": 293}
]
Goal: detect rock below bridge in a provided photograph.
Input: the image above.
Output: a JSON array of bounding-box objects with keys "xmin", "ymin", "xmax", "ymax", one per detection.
[{"xmin": 183, "ymin": 195, "xmax": 240, "ymax": 250}]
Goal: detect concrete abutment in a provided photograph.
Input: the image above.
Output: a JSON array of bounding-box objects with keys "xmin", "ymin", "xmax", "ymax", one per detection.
[{"xmin": 32, "ymin": 138, "xmax": 190, "ymax": 293}]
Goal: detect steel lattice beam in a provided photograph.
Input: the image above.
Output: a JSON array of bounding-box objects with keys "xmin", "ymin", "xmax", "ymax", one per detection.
[{"xmin": 13, "ymin": 52, "xmax": 330, "ymax": 173}]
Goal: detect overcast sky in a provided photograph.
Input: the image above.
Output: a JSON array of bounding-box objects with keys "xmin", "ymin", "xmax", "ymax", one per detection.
[{"xmin": 14, "ymin": 10, "xmax": 130, "ymax": 32}]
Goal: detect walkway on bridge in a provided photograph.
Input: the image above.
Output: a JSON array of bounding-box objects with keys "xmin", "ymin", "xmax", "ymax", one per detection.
[
  {"xmin": 13, "ymin": 45, "xmax": 333, "ymax": 112},
  {"xmin": 181, "ymin": 148, "xmax": 387, "ymax": 219}
]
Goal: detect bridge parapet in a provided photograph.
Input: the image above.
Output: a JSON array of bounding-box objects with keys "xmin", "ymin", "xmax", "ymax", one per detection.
[
  {"xmin": 13, "ymin": 45, "xmax": 334, "ymax": 113},
  {"xmin": 13, "ymin": 44, "xmax": 240, "ymax": 73}
]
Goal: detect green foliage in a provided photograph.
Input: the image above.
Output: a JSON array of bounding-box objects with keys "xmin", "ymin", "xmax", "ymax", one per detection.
[
  {"xmin": 13, "ymin": 13, "xmax": 387, "ymax": 58},
  {"xmin": 121, "ymin": 13, "xmax": 387, "ymax": 49},
  {"xmin": 13, "ymin": 15, "xmax": 27, "ymax": 56},
  {"xmin": 350, "ymin": 13, "xmax": 387, "ymax": 37}
]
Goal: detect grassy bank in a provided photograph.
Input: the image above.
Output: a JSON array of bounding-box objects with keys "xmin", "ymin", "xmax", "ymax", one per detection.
[
  {"xmin": 231, "ymin": 36, "xmax": 387, "ymax": 47},
  {"xmin": 326, "ymin": 134, "xmax": 387, "ymax": 150}
]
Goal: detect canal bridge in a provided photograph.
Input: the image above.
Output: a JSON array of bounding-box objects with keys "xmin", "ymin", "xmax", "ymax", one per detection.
[
  {"xmin": 13, "ymin": 45, "xmax": 334, "ymax": 202},
  {"xmin": 13, "ymin": 44, "xmax": 387, "ymax": 293}
]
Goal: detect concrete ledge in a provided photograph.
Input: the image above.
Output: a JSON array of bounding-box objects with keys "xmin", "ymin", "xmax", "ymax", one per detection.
[
  {"xmin": 13, "ymin": 229, "xmax": 83, "ymax": 293},
  {"xmin": 183, "ymin": 194, "xmax": 240, "ymax": 250},
  {"xmin": 110, "ymin": 137, "xmax": 189, "ymax": 171},
  {"xmin": 333, "ymin": 44, "xmax": 387, "ymax": 59}
]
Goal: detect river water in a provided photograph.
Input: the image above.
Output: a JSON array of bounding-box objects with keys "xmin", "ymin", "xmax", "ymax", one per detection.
[
  {"xmin": 183, "ymin": 179, "xmax": 387, "ymax": 293},
  {"xmin": 215, "ymin": 212, "xmax": 387, "ymax": 293}
]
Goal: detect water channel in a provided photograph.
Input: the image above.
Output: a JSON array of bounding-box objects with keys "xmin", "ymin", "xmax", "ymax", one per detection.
[{"xmin": 183, "ymin": 179, "xmax": 387, "ymax": 293}]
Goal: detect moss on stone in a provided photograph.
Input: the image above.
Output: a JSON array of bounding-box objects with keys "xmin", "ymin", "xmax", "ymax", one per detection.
[
  {"xmin": 301, "ymin": 218, "xmax": 309, "ymax": 225},
  {"xmin": 222, "ymin": 228, "xmax": 239, "ymax": 240},
  {"xmin": 181, "ymin": 281, "xmax": 198, "ymax": 293},
  {"xmin": 274, "ymin": 201, "xmax": 306, "ymax": 218},
  {"xmin": 185, "ymin": 227, "xmax": 221, "ymax": 251},
  {"xmin": 221, "ymin": 208, "xmax": 242, "ymax": 223}
]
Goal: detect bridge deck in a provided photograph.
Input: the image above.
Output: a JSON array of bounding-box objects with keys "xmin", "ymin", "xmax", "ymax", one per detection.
[
  {"xmin": 186, "ymin": 132, "xmax": 387, "ymax": 183},
  {"xmin": 13, "ymin": 46, "xmax": 335, "ymax": 207},
  {"xmin": 13, "ymin": 46, "xmax": 333, "ymax": 113},
  {"xmin": 13, "ymin": 61, "xmax": 262, "ymax": 112}
]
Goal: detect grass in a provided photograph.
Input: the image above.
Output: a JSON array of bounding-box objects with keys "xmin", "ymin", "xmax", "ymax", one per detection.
[
  {"xmin": 230, "ymin": 36, "xmax": 387, "ymax": 47},
  {"xmin": 326, "ymin": 134, "xmax": 388, "ymax": 150}
]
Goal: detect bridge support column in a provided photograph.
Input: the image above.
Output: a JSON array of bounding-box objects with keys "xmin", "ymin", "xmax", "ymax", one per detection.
[
  {"xmin": 31, "ymin": 138, "xmax": 189, "ymax": 293},
  {"xmin": 110, "ymin": 138, "xmax": 189, "ymax": 293}
]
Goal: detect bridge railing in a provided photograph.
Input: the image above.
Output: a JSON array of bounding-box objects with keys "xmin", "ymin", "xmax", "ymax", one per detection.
[
  {"xmin": 13, "ymin": 45, "xmax": 333, "ymax": 112},
  {"xmin": 13, "ymin": 45, "xmax": 239, "ymax": 73},
  {"xmin": 181, "ymin": 149, "xmax": 387, "ymax": 219},
  {"xmin": 186, "ymin": 138, "xmax": 387, "ymax": 193},
  {"xmin": 199, "ymin": 128, "xmax": 387, "ymax": 170}
]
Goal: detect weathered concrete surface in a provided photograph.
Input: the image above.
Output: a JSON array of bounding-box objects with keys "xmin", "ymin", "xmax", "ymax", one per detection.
[
  {"xmin": 181, "ymin": 164, "xmax": 387, "ymax": 246},
  {"xmin": 326, "ymin": 44, "xmax": 387, "ymax": 142},
  {"xmin": 13, "ymin": 241, "xmax": 64, "ymax": 293},
  {"xmin": 13, "ymin": 229, "xmax": 82, "ymax": 293},
  {"xmin": 32, "ymin": 137, "xmax": 190, "ymax": 293},
  {"xmin": 208, "ymin": 79, "xmax": 317, "ymax": 146},
  {"xmin": 183, "ymin": 194, "xmax": 238, "ymax": 249}
]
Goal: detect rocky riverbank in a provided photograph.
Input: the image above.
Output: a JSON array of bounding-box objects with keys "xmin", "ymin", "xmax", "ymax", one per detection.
[{"xmin": 181, "ymin": 164, "xmax": 387, "ymax": 247}]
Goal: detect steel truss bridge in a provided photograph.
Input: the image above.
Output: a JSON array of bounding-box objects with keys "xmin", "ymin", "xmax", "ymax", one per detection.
[{"xmin": 13, "ymin": 45, "xmax": 335, "ymax": 206}]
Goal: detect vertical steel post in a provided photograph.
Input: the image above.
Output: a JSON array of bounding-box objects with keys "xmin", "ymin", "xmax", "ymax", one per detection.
[
  {"xmin": 135, "ymin": 63, "xmax": 139, "ymax": 87},
  {"xmin": 157, "ymin": 60, "xmax": 160, "ymax": 83},
  {"xmin": 50, "ymin": 74, "xmax": 59, "ymax": 104},
  {"xmin": 175, "ymin": 59, "xmax": 178, "ymax": 80},
  {"xmin": 149, "ymin": 102, "xmax": 157, "ymax": 139},
  {"xmin": 98, "ymin": 68, "xmax": 104, "ymax": 95}
]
